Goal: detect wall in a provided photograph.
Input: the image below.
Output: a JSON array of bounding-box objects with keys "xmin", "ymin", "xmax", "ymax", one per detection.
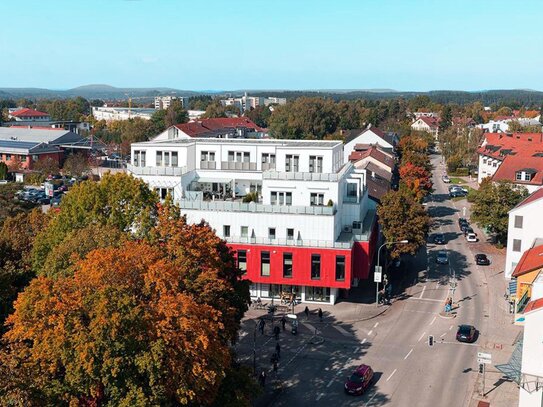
[{"xmin": 519, "ymin": 308, "xmax": 543, "ymax": 407}]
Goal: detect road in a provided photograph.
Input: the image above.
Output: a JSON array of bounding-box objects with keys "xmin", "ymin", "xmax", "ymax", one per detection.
[{"xmin": 236, "ymin": 153, "xmax": 491, "ymax": 407}]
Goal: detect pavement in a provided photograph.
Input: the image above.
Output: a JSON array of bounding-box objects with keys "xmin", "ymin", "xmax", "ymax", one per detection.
[{"xmin": 234, "ymin": 153, "xmax": 522, "ymax": 407}]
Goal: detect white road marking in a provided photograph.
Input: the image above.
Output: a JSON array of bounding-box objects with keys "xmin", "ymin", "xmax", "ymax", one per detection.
[
  {"xmin": 354, "ymin": 347, "xmax": 360, "ymax": 353},
  {"xmin": 333, "ymin": 324, "xmax": 351, "ymax": 336},
  {"xmin": 303, "ymin": 322, "xmax": 316, "ymax": 332},
  {"xmin": 374, "ymin": 322, "xmax": 379, "ymax": 328},
  {"xmin": 430, "ymin": 316, "xmax": 437, "ymax": 325},
  {"xmin": 407, "ymin": 297, "xmax": 443, "ymax": 303},
  {"xmin": 326, "ymin": 378, "xmax": 335, "ymax": 388},
  {"xmin": 418, "ymin": 331, "xmax": 426, "ymax": 342},
  {"xmin": 238, "ymin": 331, "xmax": 248, "ymax": 340},
  {"xmin": 316, "ymin": 393, "xmax": 324, "ymax": 401},
  {"xmin": 419, "ymin": 285, "xmax": 426, "ymax": 299},
  {"xmin": 386, "ymin": 369, "xmax": 397, "ymax": 381},
  {"xmin": 361, "ymin": 338, "xmax": 367, "ymax": 344},
  {"xmin": 449, "ymin": 325, "xmax": 453, "ymax": 330},
  {"xmin": 404, "ymin": 348, "xmax": 414, "ymax": 360},
  {"xmin": 368, "ymin": 330, "xmax": 373, "ymax": 336},
  {"xmin": 364, "ymin": 391, "xmax": 378, "ymax": 406}
]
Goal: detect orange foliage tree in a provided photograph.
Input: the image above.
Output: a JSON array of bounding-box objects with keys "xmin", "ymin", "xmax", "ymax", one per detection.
[{"xmin": 399, "ymin": 162, "xmax": 433, "ymax": 201}]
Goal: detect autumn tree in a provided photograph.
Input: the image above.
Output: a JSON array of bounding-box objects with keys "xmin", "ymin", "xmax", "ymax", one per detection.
[
  {"xmin": 203, "ymin": 100, "xmax": 228, "ymax": 118},
  {"xmin": 471, "ymin": 179, "xmax": 529, "ymax": 244},
  {"xmin": 0, "ymin": 161, "xmax": 7, "ymax": 180},
  {"xmin": 0, "ymin": 183, "xmax": 35, "ymax": 226},
  {"xmin": 377, "ymin": 188, "xmax": 430, "ymax": 258},
  {"xmin": 62, "ymin": 152, "xmax": 90, "ymax": 177},
  {"xmin": 244, "ymin": 105, "xmax": 272, "ymax": 128},
  {"xmin": 399, "ymin": 162, "xmax": 433, "ymax": 201}
]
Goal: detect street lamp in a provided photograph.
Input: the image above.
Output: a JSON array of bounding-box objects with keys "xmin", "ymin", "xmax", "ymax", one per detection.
[{"xmin": 376, "ymin": 240, "xmax": 409, "ymax": 306}]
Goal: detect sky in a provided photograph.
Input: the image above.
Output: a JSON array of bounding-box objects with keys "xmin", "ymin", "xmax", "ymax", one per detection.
[{"xmin": 1, "ymin": 0, "xmax": 543, "ymax": 91}]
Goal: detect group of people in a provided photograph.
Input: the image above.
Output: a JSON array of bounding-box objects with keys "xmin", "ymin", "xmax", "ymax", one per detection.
[
  {"xmin": 444, "ymin": 297, "xmax": 453, "ymax": 313},
  {"xmin": 303, "ymin": 306, "xmax": 324, "ymax": 322}
]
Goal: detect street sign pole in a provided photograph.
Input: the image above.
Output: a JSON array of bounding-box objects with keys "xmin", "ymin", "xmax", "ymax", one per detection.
[{"xmin": 477, "ymin": 353, "xmax": 491, "ymax": 396}]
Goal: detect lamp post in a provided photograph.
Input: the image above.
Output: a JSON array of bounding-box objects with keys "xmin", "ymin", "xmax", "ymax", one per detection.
[{"xmin": 376, "ymin": 240, "xmax": 409, "ymax": 306}]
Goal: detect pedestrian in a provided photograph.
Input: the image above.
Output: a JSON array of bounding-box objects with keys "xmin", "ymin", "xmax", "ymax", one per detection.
[
  {"xmin": 271, "ymin": 352, "xmax": 278, "ymax": 364},
  {"xmin": 273, "ymin": 360, "xmax": 278, "ymax": 373},
  {"xmin": 281, "ymin": 315, "xmax": 286, "ymax": 331},
  {"xmin": 273, "ymin": 325, "xmax": 280, "ymax": 340},
  {"xmin": 318, "ymin": 308, "xmax": 323, "ymax": 322},
  {"xmin": 304, "ymin": 306, "xmax": 309, "ymax": 320},
  {"xmin": 275, "ymin": 342, "xmax": 281, "ymax": 359},
  {"xmin": 259, "ymin": 370, "xmax": 266, "ymax": 387},
  {"xmin": 259, "ymin": 318, "xmax": 265, "ymax": 335}
]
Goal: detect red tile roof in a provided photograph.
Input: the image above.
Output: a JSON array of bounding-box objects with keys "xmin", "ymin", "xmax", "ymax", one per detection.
[
  {"xmin": 524, "ymin": 298, "xmax": 543, "ymax": 314},
  {"xmin": 10, "ymin": 108, "xmax": 49, "ymax": 117},
  {"xmin": 513, "ymin": 187, "xmax": 543, "ymax": 210},
  {"xmin": 174, "ymin": 117, "xmax": 263, "ymax": 137},
  {"xmin": 348, "ymin": 145, "xmax": 394, "ymax": 169},
  {"xmin": 492, "ymin": 154, "xmax": 543, "ymax": 186},
  {"xmin": 478, "ymin": 133, "xmax": 543, "ymax": 160},
  {"xmin": 512, "ymin": 244, "xmax": 543, "ymax": 278},
  {"xmin": 416, "ymin": 116, "xmax": 440, "ymax": 129}
]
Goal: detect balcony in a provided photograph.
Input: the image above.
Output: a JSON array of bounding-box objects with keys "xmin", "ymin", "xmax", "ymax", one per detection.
[
  {"xmin": 221, "ymin": 161, "xmax": 257, "ymax": 171},
  {"xmin": 225, "ymin": 235, "xmax": 351, "ymax": 249},
  {"xmin": 200, "ymin": 161, "xmax": 217, "ymax": 170},
  {"xmin": 263, "ymin": 170, "xmax": 340, "ymax": 182},
  {"xmin": 127, "ymin": 164, "xmax": 187, "ymax": 176},
  {"xmin": 261, "ymin": 162, "xmax": 276, "ymax": 171}
]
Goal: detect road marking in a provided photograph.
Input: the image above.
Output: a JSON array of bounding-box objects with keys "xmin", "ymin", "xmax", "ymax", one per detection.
[
  {"xmin": 373, "ymin": 322, "xmax": 379, "ymax": 328},
  {"xmin": 316, "ymin": 393, "xmax": 324, "ymax": 401},
  {"xmin": 407, "ymin": 297, "xmax": 443, "ymax": 303},
  {"xmin": 238, "ymin": 331, "xmax": 248, "ymax": 340},
  {"xmin": 449, "ymin": 325, "xmax": 453, "ymax": 330},
  {"xmin": 404, "ymin": 348, "xmax": 414, "ymax": 360},
  {"xmin": 430, "ymin": 316, "xmax": 437, "ymax": 325},
  {"xmin": 419, "ymin": 285, "xmax": 426, "ymax": 299},
  {"xmin": 364, "ymin": 391, "xmax": 378, "ymax": 406},
  {"xmin": 418, "ymin": 331, "xmax": 426, "ymax": 342},
  {"xmin": 303, "ymin": 322, "xmax": 316, "ymax": 332},
  {"xmin": 361, "ymin": 338, "xmax": 367, "ymax": 344},
  {"xmin": 354, "ymin": 347, "xmax": 360, "ymax": 353},
  {"xmin": 368, "ymin": 330, "xmax": 373, "ymax": 336},
  {"xmin": 333, "ymin": 324, "xmax": 351, "ymax": 337},
  {"xmin": 440, "ymin": 332, "xmax": 447, "ymax": 338},
  {"xmin": 326, "ymin": 378, "xmax": 335, "ymax": 388},
  {"xmin": 386, "ymin": 369, "xmax": 397, "ymax": 381}
]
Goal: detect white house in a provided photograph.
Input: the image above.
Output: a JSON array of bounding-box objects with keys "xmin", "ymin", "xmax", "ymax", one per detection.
[
  {"xmin": 411, "ymin": 116, "xmax": 440, "ymax": 138},
  {"xmin": 92, "ymin": 106, "xmax": 155, "ymax": 121},
  {"xmin": 505, "ymin": 188, "xmax": 543, "ymax": 279},
  {"xmin": 8, "ymin": 108, "xmax": 50, "ymax": 122},
  {"xmin": 343, "ymin": 125, "xmax": 398, "ymax": 162},
  {"xmin": 154, "ymin": 96, "xmax": 189, "ymax": 110},
  {"xmin": 127, "ymin": 137, "xmax": 378, "ymax": 305}
]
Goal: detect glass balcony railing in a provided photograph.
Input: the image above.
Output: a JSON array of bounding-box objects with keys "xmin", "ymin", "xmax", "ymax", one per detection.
[{"xmin": 127, "ymin": 163, "xmax": 187, "ymax": 176}]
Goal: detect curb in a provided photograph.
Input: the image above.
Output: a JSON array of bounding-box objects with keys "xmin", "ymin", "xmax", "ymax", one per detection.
[{"xmin": 438, "ymin": 311, "xmax": 456, "ymax": 319}]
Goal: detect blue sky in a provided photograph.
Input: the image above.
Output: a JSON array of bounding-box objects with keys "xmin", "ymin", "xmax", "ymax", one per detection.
[{"xmin": 1, "ymin": 0, "xmax": 542, "ymax": 91}]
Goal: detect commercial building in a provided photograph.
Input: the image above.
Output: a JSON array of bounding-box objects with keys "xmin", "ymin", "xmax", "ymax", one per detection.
[
  {"xmin": 92, "ymin": 106, "xmax": 156, "ymax": 121},
  {"xmin": 128, "ymin": 136, "xmax": 378, "ymax": 304},
  {"xmin": 8, "ymin": 108, "xmax": 50, "ymax": 122},
  {"xmin": 154, "ymin": 96, "xmax": 190, "ymax": 110}
]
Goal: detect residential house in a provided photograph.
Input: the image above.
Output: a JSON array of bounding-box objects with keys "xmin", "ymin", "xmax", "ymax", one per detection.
[
  {"xmin": 154, "ymin": 96, "xmax": 189, "ymax": 110},
  {"xmin": 127, "ymin": 137, "xmax": 378, "ymax": 304},
  {"xmin": 8, "ymin": 108, "xmax": 50, "ymax": 122},
  {"xmin": 92, "ymin": 106, "xmax": 156, "ymax": 121},
  {"xmin": 505, "ymin": 188, "xmax": 543, "ymax": 280},
  {"xmin": 411, "ymin": 116, "xmax": 440, "ymax": 138},
  {"xmin": 510, "ymin": 244, "xmax": 543, "ymax": 324},
  {"xmin": 343, "ymin": 125, "xmax": 398, "ymax": 162},
  {"xmin": 154, "ymin": 118, "xmax": 266, "ymax": 141},
  {"xmin": 452, "ymin": 117, "xmax": 476, "ymax": 128}
]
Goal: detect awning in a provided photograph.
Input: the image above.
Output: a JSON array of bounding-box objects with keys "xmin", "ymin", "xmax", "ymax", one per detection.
[
  {"xmin": 193, "ymin": 177, "xmax": 233, "ymax": 184},
  {"xmin": 508, "ymin": 278, "xmax": 517, "ymax": 299},
  {"xmin": 496, "ymin": 338, "xmax": 523, "ymax": 384}
]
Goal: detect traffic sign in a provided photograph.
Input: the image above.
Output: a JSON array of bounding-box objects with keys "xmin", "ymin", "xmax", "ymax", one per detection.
[
  {"xmin": 374, "ymin": 266, "xmax": 382, "ymax": 283},
  {"xmin": 477, "ymin": 352, "xmax": 491, "ymax": 359},
  {"xmin": 478, "ymin": 358, "xmax": 492, "ymax": 365}
]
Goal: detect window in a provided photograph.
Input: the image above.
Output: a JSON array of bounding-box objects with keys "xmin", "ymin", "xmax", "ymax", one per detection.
[
  {"xmin": 524, "ymin": 172, "xmax": 533, "ymax": 181},
  {"xmin": 171, "ymin": 152, "xmax": 178, "ymax": 167},
  {"xmin": 336, "ymin": 256, "xmax": 345, "ymax": 281},
  {"xmin": 306, "ymin": 286, "xmax": 330, "ymax": 302},
  {"xmin": 285, "ymin": 154, "xmax": 299, "ymax": 172},
  {"xmin": 261, "ymin": 251, "xmax": 270, "ymax": 276},
  {"xmin": 140, "ymin": 151, "xmax": 146, "ymax": 167},
  {"xmin": 271, "ymin": 191, "xmax": 292, "ymax": 206},
  {"xmin": 287, "ymin": 228, "xmax": 294, "ymax": 240},
  {"xmin": 156, "ymin": 151, "xmax": 163, "ymax": 166},
  {"xmin": 262, "ymin": 153, "xmax": 276, "ymax": 163},
  {"xmin": 237, "ymin": 250, "xmax": 247, "ymax": 273},
  {"xmin": 513, "ymin": 239, "xmax": 522, "ymax": 252},
  {"xmin": 346, "ymin": 183, "xmax": 357, "ymax": 197},
  {"xmin": 515, "ymin": 172, "xmax": 522, "ymax": 181},
  {"xmin": 228, "ymin": 151, "xmax": 250, "ymax": 162},
  {"xmin": 310, "ymin": 193, "xmax": 324, "ymax": 206},
  {"xmin": 241, "ymin": 226, "xmax": 248, "ymax": 237},
  {"xmin": 514, "ymin": 216, "xmax": 523, "ymax": 229},
  {"xmin": 201, "ymin": 151, "xmax": 215, "ymax": 161},
  {"xmin": 492, "ymin": 162, "xmax": 497, "ymax": 167},
  {"xmin": 309, "ymin": 156, "xmax": 323, "ymax": 173},
  {"xmin": 164, "ymin": 152, "xmax": 170, "ymax": 166},
  {"xmin": 5, "ymin": 154, "xmax": 11, "ymax": 161},
  {"xmin": 283, "ymin": 253, "xmax": 293, "ymax": 278},
  {"xmin": 20, "ymin": 155, "xmax": 27, "ymax": 162},
  {"xmin": 155, "ymin": 187, "xmax": 173, "ymax": 200},
  {"xmin": 268, "ymin": 228, "xmax": 276, "ymax": 239},
  {"xmin": 311, "ymin": 254, "xmax": 321, "ymax": 280},
  {"xmin": 223, "ymin": 225, "xmax": 230, "ymax": 237}
]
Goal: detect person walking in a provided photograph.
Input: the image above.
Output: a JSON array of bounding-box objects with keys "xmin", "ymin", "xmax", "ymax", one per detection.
[
  {"xmin": 273, "ymin": 325, "xmax": 280, "ymax": 340},
  {"xmin": 304, "ymin": 306, "xmax": 310, "ymax": 320},
  {"xmin": 275, "ymin": 342, "xmax": 281, "ymax": 359},
  {"xmin": 318, "ymin": 308, "xmax": 323, "ymax": 322},
  {"xmin": 281, "ymin": 315, "xmax": 286, "ymax": 331},
  {"xmin": 259, "ymin": 370, "xmax": 266, "ymax": 387},
  {"xmin": 259, "ymin": 318, "xmax": 265, "ymax": 335}
]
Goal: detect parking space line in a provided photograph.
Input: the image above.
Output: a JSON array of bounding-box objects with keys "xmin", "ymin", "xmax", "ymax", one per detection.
[
  {"xmin": 326, "ymin": 378, "xmax": 335, "ymax": 388},
  {"xmin": 362, "ymin": 338, "xmax": 367, "ymax": 344},
  {"xmin": 404, "ymin": 348, "xmax": 414, "ymax": 360},
  {"xmin": 386, "ymin": 369, "xmax": 397, "ymax": 381},
  {"xmin": 354, "ymin": 347, "xmax": 360, "ymax": 353},
  {"xmin": 368, "ymin": 330, "xmax": 373, "ymax": 336},
  {"xmin": 373, "ymin": 322, "xmax": 379, "ymax": 328},
  {"xmin": 440, "ymin": 332, "xmax": 447, "ymax": 338},
  {"xmin": 430, "ymin": 316, "xmax": 437, "ymax": 325},
  {"xmin": 333, "ymin": 324, "xmax": 351, "ymax": 337},
  {"xmin": 419, "ymin": 285, "xmax": 426, "ymax": 299},
  {"xmin": 449, "ymin": 325, "xmax": 453, "ymax": 330},
  {"xmin": 316, "ymin": 393, "xmax": 324, "ymax": 401},
  {"xmin": 418, "ymin": 331, "xmax": 426, "ymax": 342}
]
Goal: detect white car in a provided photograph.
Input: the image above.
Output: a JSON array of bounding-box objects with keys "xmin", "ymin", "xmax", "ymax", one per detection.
[
  {"xmin": 466, "ymin": 233, "xmax": 478, "ymax": 242},
  {"xmin": 442, "ymin": 175, "xmax": 451, "ymax": 183}
]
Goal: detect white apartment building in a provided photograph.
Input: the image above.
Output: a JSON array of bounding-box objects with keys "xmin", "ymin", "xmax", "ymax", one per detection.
[
  {"xmin": 128, "ymin": 137, "xmax": 377, "ymax": 304},
  {"xmin": 92, "ymin": 106, "xmax": 155, "ymax": 121},
  {"xmin": 154, "ymin": 96, "xmax": 190, "ymax": 110},
  {"xmin": 220, "ymin": 94, "xmax": 287, "ymax": 113},
  {"xmin": 505, "ymin": 188, "xmax": 543, "ymax": 279}
]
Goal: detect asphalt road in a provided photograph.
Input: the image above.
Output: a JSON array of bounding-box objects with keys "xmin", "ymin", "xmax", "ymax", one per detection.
[{"xmin": 237, "ymin": 153, "xmax": 490, "ymax": 407}]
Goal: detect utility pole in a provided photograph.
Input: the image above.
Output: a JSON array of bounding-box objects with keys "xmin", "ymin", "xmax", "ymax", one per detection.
[{"xmin": 376, "ymin": 240, "xmax": 408, "ymax": 306}]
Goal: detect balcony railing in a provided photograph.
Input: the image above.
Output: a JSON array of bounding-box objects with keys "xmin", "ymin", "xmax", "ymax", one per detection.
[
  {"xmin": 200, "ymin": 161, "xmax": 217, "ymax": 170},
  {"xmin": 261, "ymin": 162, "xmax": 276, "ymax": 171},
  {"xmin": 221, "ymin": 161, "xmax": 257, "ymax": 171},
  {"xmin": 127, "ymin": 164, "xmax": 187, "ymax": 176},
  {"xmin": 516, "ymin": 290, "xmax": 530, "ymax": 314},
  {"xmin": 262, "ymin": 170, "xmax": 340, "ymax": 182},
  {"xmin": 225, "ymin": 235, "xmax": 351, "ymax": 249}
]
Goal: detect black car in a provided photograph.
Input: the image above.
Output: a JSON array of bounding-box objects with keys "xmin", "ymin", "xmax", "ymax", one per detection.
[
  {"xmin": 460, "ymin": 223, "xmax": 470, "ymax": 233},
  {"xmin": 475, "ymin": 254, "xmax": 490, "ymax": 266},
  {"xmin": 450, "ymin": 190, "xmax": 467, "ymax": 198},
  {"xmin": 456, "ymin": 325, "xmax": 476, "ymax": 343},
  {"xmin": 463, "ymin": 227, "xmax": 476, "ymax": 236},
  {"xmin": 433, "ymin": 233, "xmax": 446, "ymax": 245},
  {"xmin": 458, "ymin": 218, "xmax": 468, "ymax": 227}
]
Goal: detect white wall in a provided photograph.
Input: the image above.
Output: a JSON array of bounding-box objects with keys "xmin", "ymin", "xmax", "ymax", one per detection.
[
  {"xmin": 519, "ymin": 308, "xmax": 543, "ymax": 407},
  {"xmin": 477, "ymin": 154, "xmax": 502, "ymax": 183}
]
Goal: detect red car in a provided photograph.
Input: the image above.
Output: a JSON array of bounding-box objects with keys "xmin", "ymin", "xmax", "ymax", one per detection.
[{"xmin": 344, "ymin": 364, "xmax": 374, "ymax": 395}]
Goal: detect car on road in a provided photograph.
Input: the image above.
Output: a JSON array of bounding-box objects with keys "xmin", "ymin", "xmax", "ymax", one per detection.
[
  {"xmin": 458, "ymin": 218, "xmax": 468, "ymax": 227},
  {"xmin": 460, "ymin": 222, "xmax": 471, "ymax": 233},
  {"xmin": 436, "ymin": 250, "xmax": 449, "ymax": 265},
  {"xmin": 466, "ymin": 233, "xmax": 478, "ymax": 242},
  {"xmin": 433, "ymin": 233, "xmax": 446, "ymax": 245},
  {"xmin": 475, "ymin": 254, "xmax": 490, "ymax": 266},
  {"xmin": 344, "ymin": 364, "xmax": 374, "ymax": 395},
  {"xmin": 442, "ymin": 175, "xmax": 451, "ymax": 183},
  {"xmin": 449, "ymin": 185, "xmax": 468, "ymax": 194},
  {"xmin": 463, "ymin": 227, "xmax": 476, "ymax": 236},
  {"xmin": 456, "ymin": 324, "xmax": 476, "ymax": 343},
  {"xmin": 449, "ymin": 189, "xmax": 467, "ymax": 198}
]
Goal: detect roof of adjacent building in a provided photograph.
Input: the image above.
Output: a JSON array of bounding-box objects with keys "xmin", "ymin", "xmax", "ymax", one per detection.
[
  {"xmin": 524, "ymin": 298, "xmax": 543, "ymax": 314},
  {"xmin": 348, "ymin": 145, "xmax": 395, "ymax": 170},
  {"xmin": 492, "ymin": 154, "xmax": 543, "ymax": 186},
  {"xmin": 0, "ymin": 127, "xmax": 81, "ymax": 144},
  {"xmin": 452, "ymin": 117, "xmax": 476, "ymax": 126},
  {"xmin": 512, "ymin": 187, "xmax": 543, "ymax": 210},
  {"xmin": 362, "ymin": 161, "xmax": 393, "ymax": 181},
  {"xmin": 174, "ymin": 117, "xmax": 264, "ymax": 137},
  {"xmin": 136, "ymin": 137, "xmax": 342, "ymax": 148},
  {"xmin": 414, "ymin": 116, "xmax": 440, "ymax": 129},
  {"xmin": 344, "ymin": 125, "xmax": 397, "ymax": 147},
  {"xmin": 512, "ymin": 244, "xmax": 543, "ymax": 278},
  {"xmin": 366, "ymin": 176, "xmax": 390, "ymax": 202},
  {"xmin": 10, "ymin": 108, "xmax": 49, "ymax": 117},
  {"xmin": 0, "ymin": 139, "xmax": 61, "ymax": 154}
]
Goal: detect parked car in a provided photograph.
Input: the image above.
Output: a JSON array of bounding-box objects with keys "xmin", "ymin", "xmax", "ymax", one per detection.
[
  {"xmin": 442, "ymin": 175, "xmax": 451, "ymax": 183},
  {"xmin": 433, "ymin": 233, "xmax": 446, "ymax": 245},
  {"xmin": 436, "ymin": 251, "xmax": 449, "ymax": 265},
  {"xmin": 458, "ymin": 218, "xmax": 468, "ymax": 227},
  {"xmin": 456, "ymin": 324, "xmax": 476, "ymax": 343},
  {"xmin": 449, "ymin": 185, "xmax": 468, "ymax": 194},
  {"xmin": 463, "ymin": 227, "xmax": 476, "ymax": 236},
  {"xmin": 475, "ymin": 254, "xmax": 490, "ymax": 266},
  {"xmin": 466, "ymin": 233, "xmax": 478, "ymax": 242},
  {"xmin": 344, "ymin": 364, "xmax": 374, "ymax": 395},
  {"xmin": 450, "ymin": 189, "xmax": 467, "ymax": 198},
  {"xmin": 460, "ymin": 222, "xmax": 471, "ymax": 233}
]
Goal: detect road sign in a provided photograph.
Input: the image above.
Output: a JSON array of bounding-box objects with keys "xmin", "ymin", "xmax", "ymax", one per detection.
[
  {"xmin": 374, "ymin": 266, "xmax": 382, "ymax": 283},
  {"xmin": 477, "ymin": 352, "xmax": 492, "ymax": 359},
  {"xmin": 478, "ymin": 358, "xmax": 492, "ymax": 365}
]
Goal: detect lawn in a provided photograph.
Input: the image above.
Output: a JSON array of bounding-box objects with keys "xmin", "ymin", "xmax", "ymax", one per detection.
[{"xmin": 448, "ymin": 177, "xmax": 466, "ymax": 184}]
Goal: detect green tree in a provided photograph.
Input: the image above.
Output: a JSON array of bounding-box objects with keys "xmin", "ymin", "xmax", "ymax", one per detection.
[
  {"xmin": 245, "ymin": 105, "xmax": 271, "ymax": 128},
  {"xmin": 164, "ymin": 99, "xmax": 188, "ymax": 127},
  {"xmin": 0, "ymin": 162, "xmax": 8, "ymax": 180},
  {"xmin": 203, "ymin": 100, "xmax": 228, "ymax": 118},
  {"xmin": 377, "ymin": 188, "xmax": 430, "ymax": 258},
  {"xmin": 0, "ymin": 183, "xmax": 35, "ymax": 226},
  {"xmin": 62, "ymin": 152, "xmax": 90, "ymax": 177},
  {"xmin": 439, "ymin": 105, "xmax": 452, "ymax": 132},
  {"xmin": 471, "ymin": 179, "xmax": 529, "ymax": 244}
]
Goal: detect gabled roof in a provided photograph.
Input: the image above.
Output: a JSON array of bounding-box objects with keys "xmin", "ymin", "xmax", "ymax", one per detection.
[
  {"xmin": 512, "ymin": 245, "xmax": 543, "ymax": 278},
  {"xmin": 0, "ymin": 127, "xmax": 76, "ymax": 144},
  {"xmin": 524, "ymin": 298, "xmax": 543, "ymax": 314},
  {"xmin": 492, "ymin": 155, "xmax": 543, "ymax": 186},
  {"xmin": 415, "ymin": 116, "xmax": 440, "ymax": 129},
  {"xmin": 366, "ymin": 176, "xmax": 390, "ymax": 202},
  {"xmin": 512, "ymin": 187, "xmax": 543, "ymax": 210},
  {"xmin": 478, "ymin": 133, "xmax": 543, "ymax": 160},
  {"xmin": 10, "ymin": 108, "xmax": 49, "ymax": 117},
  {"xmin": 348, "ymin": 145, "xmax": 395, "ymax": 170},
  {"xmin": 174, "ymin": 117, "xmax": 263, "ymax": 137},
  {"xmin": 344, "ymin": 125, "xmax": 395, "ymax": 146}
]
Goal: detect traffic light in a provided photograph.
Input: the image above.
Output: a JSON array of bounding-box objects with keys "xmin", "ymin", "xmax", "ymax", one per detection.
[
  {"xmin": 478, "ymin": 363, "xmax": 484, "ymax": 374},
  {"xmin": 428, "ymin": 335, "xmax": 434, "ymax": 347}
]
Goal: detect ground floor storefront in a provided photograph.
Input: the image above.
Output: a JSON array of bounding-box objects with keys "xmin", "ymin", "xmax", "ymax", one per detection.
[{"xmin": 249, "ymin": 282, "xmax": 341, "ymax": 305}]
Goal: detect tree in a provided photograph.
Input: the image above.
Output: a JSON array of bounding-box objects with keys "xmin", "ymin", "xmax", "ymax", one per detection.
[
  {"xmin": 539, "ymin": 104, "xmax": 543, "ymax": 125},
  {"xmin": 399, "ymin": 162, "xmax": 433, "ymax": 201},
  {"xmin": 471, "ymin": 179, "xmax": 529, "ymax": 244},
  {"xmin": 377, "ymin": 188, "xmax": 430, "ymax": 258},
  {"xmin": 439, "ymin": 105, "xmax": 452, "ymax": 132},
  {"xmin": 0, "ymin": 162, "xmax": 7, "ymax": 180},
  {"xmin": 244, "ymin": 105, "xmax": 272, "ymax": 128},
  {"xmin": 0, "ymin": 183, "xmax": 35, "ymax": 227},
  {"xmin": 189, "ymin": 95, "xmax": 213, "ymax": 111},
  {"xmin": 164, "ymin": 99, "xmax": 188, "ymax": 127},
  {"xmin": 203, "ymin": 100, "xmax": 228, "ymax": 118},
  {"xmin": 62, "ymin": 152, "xmax": 90, "ymax": 177},
  {"xmin": 32, "ymin": 156, "xmax": 60, "ymax": 177}
]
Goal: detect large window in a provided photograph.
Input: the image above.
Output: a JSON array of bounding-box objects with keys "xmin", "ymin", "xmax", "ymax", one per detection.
[
  {"xmin": 514, "ymin": 216, "xmax": 523, "ymax": 229},
  {"xmin": 283, "ymin": 253, "xmax": 293, "ymax": 278},
  {"xmin": 261, "ymin": 251, "xmax": 270, "ymax": 276},
  {"xmin": 228, "ymin": 151, "xmax": 250, "ymax": 162},
  {"xmin": 309, "ymin": 156, "xmax": 323, "ymax": 173},
  {"xmin": 306, "ymin": 286, "xmax": 330, "ymax": 302},
  {"xmin": 171, "ymin": 152, "xmax": 178, "ymax": 167},
  {"xmin": 287, "ymin": 228, "xmax": 294, "ymax": 240},
  {"xmin": 336, "ymin": 255, "xmax": 345, "ymax": 281},
  {"xmin": 241, "ymin": 226, "xmax": 248, "ymax": 237},
  {"xmin": 223, "ymin": 225, "xmax": 230, "ymax": 237},
  {"xmin": 262, "ymin": 153, "xmax": 276, "ymax": 163},
  {"xmin": 156, "ymin": 151, "xmax": 177, "ymax": 167},
  {"xmin": 156, "ymin": 151, "xmax": 163, "ymax": 166},
  {"xmin": 201, "ymin": 151, "xmax": 215, "ymax": 161},
  {"xmin": 311, "ymin": 254, "xmax": 321, "ymax": 280},
  {"xmin": 271, "ymin": 191, "xmax": 292, "ymax": 206},
  {"xmin": 268, "ymin": 228, "xmax": 276, "ymax": 239},
  {"xmin": 513, "ymin": 239, "xmax": 522, "ymax": 252},
  {"xmin": 346, "ymin": 183, "xmax": 357, "ymax": 197},
  {"xmin": 155, "ymin": 187, "xmax": 173, "ymax": 200},
  {"xmin": 237, "ymin": 250, "xmax": 247, "ymax": 273},
  {"xmin": 310, "ymin": 193, "xmax": 324, "ymax": 206},
  {"xmin": 285, "ymin": 154, "xmax": 299, "ymax": 172}
]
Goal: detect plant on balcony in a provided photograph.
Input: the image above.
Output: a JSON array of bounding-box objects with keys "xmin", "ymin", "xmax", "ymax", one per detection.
[
  {"xmin": 242, "ymin": 192, "xmax": 258, "ymax": 203},
  {"xmin": 327, "ymin": 199, "xmax": 334, "ymax": 207}
]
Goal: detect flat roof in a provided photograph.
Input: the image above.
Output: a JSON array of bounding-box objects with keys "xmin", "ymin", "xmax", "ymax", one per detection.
[
  {"xmin": 0, "ymin": 127, "xmax": 71, "ymax": 143},
  {"xmin": 133, "ymin": 138, "xmax": 342, "ymax": 149}
]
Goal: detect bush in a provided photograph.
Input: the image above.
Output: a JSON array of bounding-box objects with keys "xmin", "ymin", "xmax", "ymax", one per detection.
[
  {"xmin": 327, "ymin": 199, "xmax": 334, "ymax": 207},
  {"xmin": 466, "ymin": 188, "xmax": 478, "ymax": 203},
  {"xmin": 242, "ymin": 192, "xmax": 258, "ymax": 203},
  {"xmin": 454, "ymin": 168, "xmax": 470, "ymax": 176}
]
